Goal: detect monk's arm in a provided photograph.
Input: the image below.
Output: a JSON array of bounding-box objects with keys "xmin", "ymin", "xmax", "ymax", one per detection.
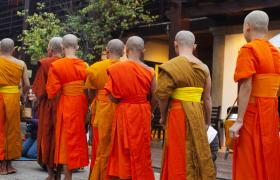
[
  {"xmin": 21, "ymin": 62, "xmax": 30, "ymax": 95},
  {"xmin": 150, "ymin": 75, "xmax": 158, "ymax": 112},
  {"xmin": 158, "ymin": 99, "xmax": 169, "ymax": 124},
  {"xmin": 155, "ymin": 72, "xmax": 175, "ymax": 124},
  {"xmin": 202, "ymin": 74, "xmax": 212, "ymax": 128},
  {"xmin": 46, "ymin": 66, "xmax": 62, "ymax": 99},
  {"xmin": 237, "ymin": 78, "xmax": 252, "ymax": 122}
]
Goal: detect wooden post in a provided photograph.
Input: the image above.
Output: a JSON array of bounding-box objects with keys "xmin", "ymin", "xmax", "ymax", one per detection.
[{"xmin": 166, "ymin": 0, "xmax": 183, "ymax": 59}]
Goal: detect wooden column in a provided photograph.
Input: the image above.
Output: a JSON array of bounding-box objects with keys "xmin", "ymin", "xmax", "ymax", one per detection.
[{"xmin": 166, "ymin": 0, "xmax": 182, "ymax": 59}]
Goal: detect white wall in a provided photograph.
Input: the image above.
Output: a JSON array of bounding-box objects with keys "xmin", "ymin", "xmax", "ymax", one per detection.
[{"xmin": 221, "ymin": 30, "xmax": 280, "ymax": 118}]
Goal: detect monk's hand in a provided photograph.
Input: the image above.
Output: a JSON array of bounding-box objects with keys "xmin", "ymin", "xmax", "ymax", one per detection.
[
  {"xmin": 229, "ymin": 121, "xmax": 243, "ymax": 138},
  {"xmin": 28, "ymin": 92, "xmax": 37, "ymax": 102}
]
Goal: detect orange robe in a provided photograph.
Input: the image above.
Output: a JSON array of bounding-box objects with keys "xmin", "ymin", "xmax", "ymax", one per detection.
[
  {"xmin": 233, "ymin": 39, "xmax": 280, "ymax": 180},
  {"xmin": 85, "ymin": 59, "xmax": 118, "ymax": 180},
  {"xmin": 0, "ymin": 58, "xmax": 23, "ymax": 160},
  {"xmin": 46, "ymin": 57, "xmax": 89, "ymax": 170},
  {"xmin": 105, "ymin": 61, "xmax": 155, "ymax": 180},
  {"xmin": 33, "ymin": 57, "xmax": 59, "ymax": 168},
  {"xmin": 156, "ymin": 57, "xmax": 215, "ymax": 180}
]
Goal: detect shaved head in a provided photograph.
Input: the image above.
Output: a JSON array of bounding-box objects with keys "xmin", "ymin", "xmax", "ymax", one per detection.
[
  {"xmin": 126, "ymin": 36, "xmax": 144, "ymax": 52},
  {"xmin": 107, "ymin": 39, "xmax": 124, "ymax": 57},
  {"xmin": 244, "ymin": 10, "xmax": 269, "ymax": 33},
  {"xmin": 62, "ymin": 34, "xmax": 79, "ymax": 49},
  {"xmin": 175, "ymin": 31, "xmax": 195, "ymax": 47},
  {"xmin": 48, "ymin": 37, "xmax": 63, "ymax": 53},
  {"xmin": 0, "ymin": 38, "xmax": 14, "ymax": 53}
]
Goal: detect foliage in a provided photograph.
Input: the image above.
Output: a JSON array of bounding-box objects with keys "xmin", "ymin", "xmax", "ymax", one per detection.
[
  {"xmin": 63, "ymin": 0, "xmax": 157, "ymax": 64},
  {"xmin": 17, "ymin": 3, "xmax": 64, "ymax": 64},
  {"xmin": 19, "ymin": 1, "xmax": 157, "ymax": 64}
]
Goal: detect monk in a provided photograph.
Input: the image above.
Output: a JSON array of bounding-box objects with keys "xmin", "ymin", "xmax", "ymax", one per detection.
[
  {"xmin": 229, "ymin": 10, "xmax": 280, "ymax": 180},
  {"xmin": 155, "ymin": 31, "xmax": 215, "ymax": 180},
  {"xmin": 46, "ymin": 34, "xmax": 89, "ymax": 180},
  {"xmin": 105, "ymin": 36, "xmax": 156, "ymax": 180},
  {"xmin": 86, "ymin": 39, "xmax": 124, "ymax": 180},
  {"xmin": 32, "ymin": 37, "xmax": 63, "ymax": 180},
  {"xmin": 0, "ymin": 38, "xmax": 30, "ymax": 175}
]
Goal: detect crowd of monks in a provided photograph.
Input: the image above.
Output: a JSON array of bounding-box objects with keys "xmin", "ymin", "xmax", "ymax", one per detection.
[{"xmin": 0, "ymin": 9, "xmax": 280, "ymax": 180}]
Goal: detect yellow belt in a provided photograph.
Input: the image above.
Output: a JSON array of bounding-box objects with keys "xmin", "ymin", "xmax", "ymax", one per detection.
[
  {"xmin": 171, "ymin": 87, "xmax": 203, "ymax": 102},
  {"xmin": 0, "ymin": 86, "xmax": 19, "ymax": 94}
]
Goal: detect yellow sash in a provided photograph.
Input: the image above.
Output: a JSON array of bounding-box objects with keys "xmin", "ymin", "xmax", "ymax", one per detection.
[
  {"xmin": 0, "ymin": 86, "xmax": 19, "ymax": 94},
  {"xmin": 171, "ymin": 87, "xmax": 203, "ymax": 102}
]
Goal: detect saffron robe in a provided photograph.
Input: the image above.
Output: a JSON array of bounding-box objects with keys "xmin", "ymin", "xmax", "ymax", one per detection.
[
  {"xmin": 46, "ymin": 57, "xmax": 89, "ymax": 170},
  {"xmin": 105, "ymin": 61, "xmax": 155, "ymax": 180},
  {"xmin": 85, "ymin": 59, "xmax": 118, "ymax": 180},
  {"xmin": 155, "ymin": 56, "xmax": 216, "ymax": 180},
  {"xmin": 233, "ymin": 39, "xmax": 280, "ymax": 180},
  {"xmin": 33, "ymin": 57, "xmax": 59, "ymax": 168},
  {"xmin": 0, "ymin": 57, "xmax": 23, "ymax": 160}
]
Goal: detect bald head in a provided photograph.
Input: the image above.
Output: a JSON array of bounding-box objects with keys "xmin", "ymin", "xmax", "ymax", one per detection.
[
  {"xmin": 244, "ymin": 10, "xmax": 269, "ymax": 33},
  {"xmin": 107, "ymin": 39, "xmax": 124, "ymax": 57},
  {"xmin": 175, "ymin": 31, "xmax": 195, "ymax": 48},
  {"xmin": 0, "ymin": 38, "xmax": 14, "ymax": 54},
  {"xmin": 48, "ymin": 37, "xmax": 63, "ymax": 53},
  {"xmin": 62, "ymin": 34, "xmax": 79, "ymax": 49},
  {"xmin": 126, "ymin": 36, "xmax": 144, "ymax": 52}
]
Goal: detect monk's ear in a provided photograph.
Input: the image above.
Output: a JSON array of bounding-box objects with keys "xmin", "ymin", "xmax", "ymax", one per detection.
[
  {"xmin": 174, "ymin": 41, "xmax": 178, "ymax": 48},
  {"xmin": 193, "ymin": 44, "xmax": 197, "ymax": 51}
]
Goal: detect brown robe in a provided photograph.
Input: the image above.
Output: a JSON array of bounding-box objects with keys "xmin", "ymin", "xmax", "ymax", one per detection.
[
  {"xmin": 33, "ymin": 57, "xmax": 59, "ymax": 168},
  {"xmin": 156, "ymin": 56, "xmax": 215, "ymax": 180}
]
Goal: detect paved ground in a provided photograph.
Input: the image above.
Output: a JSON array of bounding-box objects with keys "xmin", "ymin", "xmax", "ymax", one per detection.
[{"xmin": 0, "ymin": 161, "xmax": 160, "ymax": 180}]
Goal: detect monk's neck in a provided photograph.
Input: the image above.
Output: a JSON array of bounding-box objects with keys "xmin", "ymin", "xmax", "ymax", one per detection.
[
  {"xmin": 248, "ymin": 33, "xmax": 266, "ymax": 42},
  {"xmin": 127, "ymin": 56, "xmax": 142, "ymax": 64},
  {"xmin": 64, "ymin": 49, "xmax": 77, "ymax": 58},
  {"xmin": 51, "ymin": 53, "xmax": 62, "ymax": 58},
  {"xmin": 107, "ymin": 54, "xmax": 121, "ymax": 61},
  {"xmin": 0, "ymin": 54, "xmax": 14, "ymax": 59}
]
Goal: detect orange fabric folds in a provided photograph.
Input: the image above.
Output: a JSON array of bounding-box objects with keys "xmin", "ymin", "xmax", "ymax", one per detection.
[
  {"xmin": 156, "ymin": 57, "xmax": 215, "ymax": 180},
  {"xmin": 86, "ymin": 59, "xmax": 118, "ymax": 180},
  {"xmin": 62, "ymin": 80, "xmax": 84, "ymax": 96},
  {"xmin": 105, "ymin": 61, "xmax": 155, "ymax": 180},
  {"xmin": 0, "ymin": 58, "xmax": 23, "ymax": 160},
  {"xmin": 233, "ymin": 39, "xmax": 280, "ymax": 180},
  {"xmin": 46, "ymin": 57, "xmax": 88, "ymax": 170},
  {"xmin": 251, "ymin": 74, "xmax": 280, "ymax": 97}
]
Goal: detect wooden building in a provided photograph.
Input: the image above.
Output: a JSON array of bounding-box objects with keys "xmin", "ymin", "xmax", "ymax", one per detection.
[
  {"xmin": 2, "ymin": 0, "xmax": 280, "ymax": 117},
  {"xmin": 139, "ymin": 0, "xmax": 280, "ymax": 118}
]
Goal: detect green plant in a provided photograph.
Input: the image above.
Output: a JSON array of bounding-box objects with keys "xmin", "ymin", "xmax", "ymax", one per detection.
[
  {"xmin": 17, "ymin": 3, "xmax": 64, "ymax": 64},
  {"xmin": 64, "ymin": 0, "xmax": 157, "ymax": 64}
]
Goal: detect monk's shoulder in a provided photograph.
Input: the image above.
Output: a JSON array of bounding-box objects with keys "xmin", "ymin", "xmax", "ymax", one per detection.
[
  {"xmin": 160, "ymin": 56, "xmax": 189, "ymax": 72},
  {"xmin": 13, "ymin": 58, "xmax": 26, "ymax": 69}
]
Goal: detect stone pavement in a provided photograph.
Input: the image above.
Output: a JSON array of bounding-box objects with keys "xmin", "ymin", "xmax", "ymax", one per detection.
[{"xmin": 0, "ymin": 161, "xmax": 160, "ymax": 180}]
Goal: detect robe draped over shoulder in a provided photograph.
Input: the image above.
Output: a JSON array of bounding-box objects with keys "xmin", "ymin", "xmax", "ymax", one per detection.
[
  {"xmin": 156, "ymin": 56, "xmax": 216, "ymax": 180},
  {"xmin": 33, "ymin": 57, "xmax": 59, "ymax": 168}
]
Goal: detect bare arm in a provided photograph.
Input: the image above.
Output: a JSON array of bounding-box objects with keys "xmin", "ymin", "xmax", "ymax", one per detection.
[
  {"xmin": 150, "ymin": 75, "xmax": 158, "ymax": 112},
  {"xmin": 229, "ymin": 78, "xmax": 252, "ymax": 138},
  {"xmin": 21, "ymin": 62, "xmax": 30, "ymax": 95},
  {"xmin": 158, "ymin": 99, "xmax": 169, "ymax": 125},
  {"xmin": 202, "ymin": 74, "xmax": 212, "ymax": 128},
  {"xmin": 236, "ymin": 78, "xmax": 252, "ymax": 122}
]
